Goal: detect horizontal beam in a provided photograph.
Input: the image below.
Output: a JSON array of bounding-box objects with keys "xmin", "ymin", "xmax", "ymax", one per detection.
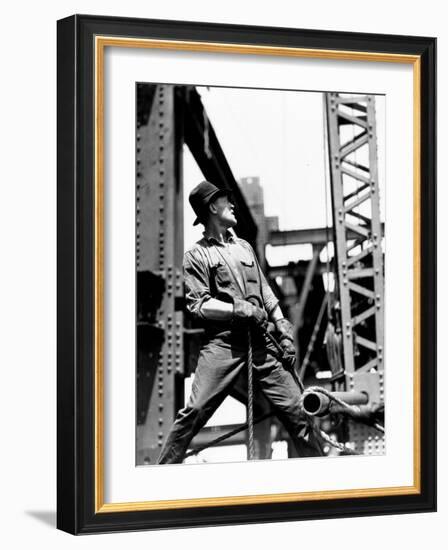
[
  {"xmin": 269, "ymin": 223, "xmax": 384, "ymax": 248},
  {"xmin": 269, "ymin": 227, "xmax": 334, "ymax": 246}
]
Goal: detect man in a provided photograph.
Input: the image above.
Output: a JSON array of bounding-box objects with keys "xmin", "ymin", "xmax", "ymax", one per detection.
[{"xmin": 157, "ymin": 181, "xmax": 321, "ymax": 464}]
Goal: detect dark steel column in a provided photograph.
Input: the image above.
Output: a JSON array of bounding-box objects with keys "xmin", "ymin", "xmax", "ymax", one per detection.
[{"xmin": 136, "ymin": 84, "xmax": 184, "ymax": 465}]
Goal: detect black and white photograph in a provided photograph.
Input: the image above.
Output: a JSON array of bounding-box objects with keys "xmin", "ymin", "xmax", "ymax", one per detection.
[{"xmin": 135, "ymin": 83, "xmax": 386, "ymax": 466}]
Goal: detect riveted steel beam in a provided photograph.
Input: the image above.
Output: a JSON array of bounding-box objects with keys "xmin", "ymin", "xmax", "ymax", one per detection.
[
  {"xmin": 326, "ymin": 92, "xmax": 385, "ymax": 452},
  {"xmin": 136, "ymin": 84, "xmax": 184, "ymax": 465}
]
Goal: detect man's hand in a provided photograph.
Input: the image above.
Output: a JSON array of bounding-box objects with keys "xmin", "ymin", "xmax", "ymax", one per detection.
[
  {"xmin": 280, "ymin": 338, "xmax": 296, "ymax": 370},
  {"xmin": 280, "ymin": 338, "xmax": 295, "ymax": 355},
  {"xmin": 233, "ymin": 299, "xmax": 268, "ymax": 328},
  {"xmin": 275, "ymin": 318, "xmax": 294, "ymax": 343}
]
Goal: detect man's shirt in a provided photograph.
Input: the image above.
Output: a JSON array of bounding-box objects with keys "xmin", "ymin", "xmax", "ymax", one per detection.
[{"xmin": 183, "ymin": 230, "xmax": 279, "ymax": 320}]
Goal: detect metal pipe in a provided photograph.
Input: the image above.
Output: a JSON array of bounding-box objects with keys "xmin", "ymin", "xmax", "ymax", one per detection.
[{"xmin": 302, "ymin": 390, "xmax": 368, "ymax": 417}]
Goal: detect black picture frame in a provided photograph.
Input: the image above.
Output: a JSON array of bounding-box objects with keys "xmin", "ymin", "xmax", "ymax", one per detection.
[{"xmin": 57, "ymin": 14, "xmax": 436, "ymax": 535}]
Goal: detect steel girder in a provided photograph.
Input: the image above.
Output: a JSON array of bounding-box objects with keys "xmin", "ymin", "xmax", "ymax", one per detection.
[
  {"xmin": 325, "ymin": 93, "xmax": 385, "ymax": 454},
  {"xmin": 136, "ymin": 84, "xmax": 185, "ymax": 465}
]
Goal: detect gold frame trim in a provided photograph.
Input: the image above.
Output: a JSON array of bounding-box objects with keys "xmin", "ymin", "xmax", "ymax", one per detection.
[{"xmin": 94, "ymin": 36, "xmax": 421, "ymax": 513}]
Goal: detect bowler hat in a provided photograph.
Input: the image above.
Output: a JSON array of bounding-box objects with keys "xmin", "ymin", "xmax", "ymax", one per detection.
[{"xmin": 189, "ymin": 181, "xmax": 231, "ymax": 225}]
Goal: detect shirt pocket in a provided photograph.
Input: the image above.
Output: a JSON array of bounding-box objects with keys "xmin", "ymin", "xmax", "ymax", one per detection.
[
  {"xmin": 213, "ymin": 261, "xmax": 232, "ymax": 288},
  {"xmin": 240, "ymin": 258, "xmax": 258, "ymax": 283}
]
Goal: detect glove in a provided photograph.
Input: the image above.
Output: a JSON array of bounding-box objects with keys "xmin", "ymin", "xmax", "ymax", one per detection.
[
  {"xmin": 275, "ymin": 318, "xmax": 294, "ymax": 343},
  {"xmin": 233, "ymin": 299, "xmax": 268, "ymax": 327},
  {"xmin": 280, "ymin": 338, "xmax": 296, "ymax": 370},
  {"xmin": 280, "ymin": 338, "xmax": 296, "ymax": 371},
  {"xmin": 280, "ymin": 338, "xmax": 295, "ymax": 355}
]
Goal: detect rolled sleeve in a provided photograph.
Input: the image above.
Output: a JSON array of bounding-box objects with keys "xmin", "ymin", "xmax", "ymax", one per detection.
[
  {"xmin": 183, "ymin": 251, "xmax": 211, "ymax": 319},
  {"xmin": 259, "ymin": 268, "xmax": 279, "ymax": 315}
]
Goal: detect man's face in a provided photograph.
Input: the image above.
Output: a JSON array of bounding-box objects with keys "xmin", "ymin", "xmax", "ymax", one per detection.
[{"xmin": 210, "ymin": 195, "xmax": 237, "ymax": 227}]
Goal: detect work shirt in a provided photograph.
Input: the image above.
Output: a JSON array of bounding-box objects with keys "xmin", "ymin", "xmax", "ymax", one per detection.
[{"xmin": 183, "ymin": 230, "xmax": 279, "ymax": 325}]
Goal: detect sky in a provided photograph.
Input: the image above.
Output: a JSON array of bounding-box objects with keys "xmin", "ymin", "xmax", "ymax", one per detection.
[{"xmin": 183, "ymin": 85, "xmax": 385, "ymax": 264}]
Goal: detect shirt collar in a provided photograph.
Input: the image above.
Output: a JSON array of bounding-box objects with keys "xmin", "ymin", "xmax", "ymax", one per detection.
[{"xmin": 203, "ymin": 229, "xmax": 236, "ymax": 245}]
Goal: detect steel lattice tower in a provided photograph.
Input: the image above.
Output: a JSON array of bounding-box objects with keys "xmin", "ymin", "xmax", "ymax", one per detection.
[{"xmin": 325, "ymin": 93, "xmax": 385, "ymax": 454}]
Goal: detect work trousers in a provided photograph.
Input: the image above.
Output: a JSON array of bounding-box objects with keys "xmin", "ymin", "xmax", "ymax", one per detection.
[{"xmin": 157, "ymin": 328, "xmax": 321, "ymax": 464}]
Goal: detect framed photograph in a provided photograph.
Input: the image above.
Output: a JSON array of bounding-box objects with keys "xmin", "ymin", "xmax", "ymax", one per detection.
[{"xmin": 57, "ymin": 14, "xmax": 436, "ymax": 534}]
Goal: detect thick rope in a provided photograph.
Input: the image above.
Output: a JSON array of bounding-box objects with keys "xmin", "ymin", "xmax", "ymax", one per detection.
[
  {"xmin": 247, "ymin": 328, "xmax": 255, "ymax": 460},
  {"xmin": 316, "ymin": 428, "xmax": 360, "ymax": 455}
]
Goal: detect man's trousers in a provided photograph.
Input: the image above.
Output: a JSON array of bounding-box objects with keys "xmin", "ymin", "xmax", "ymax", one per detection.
[{"xmin": 157, "ymin": 328, "xmax": 321, "ymax": 464}]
